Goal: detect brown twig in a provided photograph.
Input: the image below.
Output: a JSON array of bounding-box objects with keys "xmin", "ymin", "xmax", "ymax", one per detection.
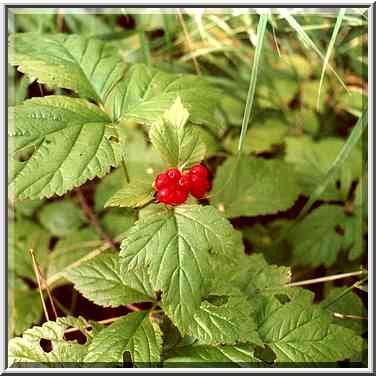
[
  {"xmin": 29, "ymin": 248, "xmax": 59, "ymax": 320},
  {"xmin": 333, "ymin": 313, "xmax": 368, "ymax": 320},
  {"xmin": 57, "ymin": 8, "xmax": 64, "ymax": 32},
  {"xmin": 29, "ymin": 249, "xmax": 50, "ymax": 322},
  {"xmin": 285, "ymin": 270, "xmax": 365, "ymax": 287},
  {"xmin": 75, "ymin": 187, "xmax": 117, "ymax": 249},
  {"xmin": 64, "ymin": 307, "xmax": 144, "ymax": 335},
  {"xmin": 177, "ymin": 9, "xmax": 201, "ymax": 75}
]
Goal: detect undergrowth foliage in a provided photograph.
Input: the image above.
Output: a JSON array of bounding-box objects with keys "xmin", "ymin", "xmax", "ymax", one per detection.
[{"xmin": 8, "ymin": 9, "xmax": 368, "ymax": 368}]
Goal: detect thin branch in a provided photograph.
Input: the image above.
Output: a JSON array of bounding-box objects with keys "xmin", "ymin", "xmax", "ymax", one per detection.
[
  {"xmin": 333, "ymin": 312, "xmax": 368, "ymax": 321},
  {"xmin": 29, "ymin": 249, "xmax": 50, "ymax": 322},
  {"xmin": 76, "ymin": 187, "xmax": 117, "ymax": 249},
  {"xmin": 57, "ymin": 8, "xmax": 64, "ymax": 32},
  {"xmin": 177, "ymin": 9, "xmax": 202, "ymax": 75},
  {"xmin": 285, "ymin": 270, "xmax": 365, "ymax": 287},
  {"xmin": 64, "ymin": 307, "xmax": 148, "ymax": 335},
  {"xmin": 37, "ymin": 263, "xmax": 58, "ymax": 320}
]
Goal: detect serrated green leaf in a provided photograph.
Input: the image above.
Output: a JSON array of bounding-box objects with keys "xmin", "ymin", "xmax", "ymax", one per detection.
[
  {"xmin": 9, "ymin": 33, "xmax": 125, "ymax": 104},
  {"xmin": 149, "ymin": 97, "xmax": 206, "ymax": 169},
  {"xmin": 9, "ymin": 96, "xmax": 126, "ymax": 199},
  {"xmin": 188, "ymin": 289, "xmax": 261, "ymax": 346},
  {"xmin": 9, "ymin": 218, "xmax": 50, "ymax": 281},
  {"xmin": 109, "ymin": 63, "xmax": 222, "ymax": 127},
  {"xmin": 46, "ymin": 228, "xmax": 102, "ymax": 281},
  {"xmin": 256, "ymin": 296, "xmax": 364, "ymax": 364},
  {"xmin": 164, "ymin": 343, "xmax": 261, "ymax": 367},
  {"xmin": 9, "ymin": 278, "xmax": 43, "ymax": 337},
  {"xmin": 210, "ymin": 155, "xmax": 300, "ymax": 218},
  {"xmin": 84, "ymin": 311, "xmax": 162, "ymax": 365},
  {"xmin": 9, "ymin": 316, "xmax": 92, "ymax": 366},
  {"xmin": 321, "ymin": 287, "xmax": 367, "ymax": 335},
  {"xmin": 289, "ymin": 205, "xmax": 356, "ymax": 267},
  {"xmin": 120, "ymin": 204, "xmax": 244, "ymax": 332},
  {"xmin": 105, "ymin": 179, "xmax": 155, "ymax": 209},
  {"xmin": 223, "ymin": 253, "xmax": 314, "ymax": 304},
  {"xmin": 37, "ymin": 199, "xmax": 87, "ymax": 236},
  {"xmin": 64, "ymin": 253, "xmax": 156, "ymax": 308},
  {"xmin": 284, "ymin": 136, "xmax": 362, "ymax": 201}
]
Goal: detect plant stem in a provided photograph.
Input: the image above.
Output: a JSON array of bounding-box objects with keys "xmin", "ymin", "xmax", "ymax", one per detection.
[
  {"xmin": 29, "ymin": 249, "xmax": 50, "ymax": 322},
  {"xmin": 76, "ymin": 187, "xmax": 117, "ymax": 250},
  {"xmin": 285, "ymin": 270, "xmax": 366, "ymax": 287},
  {"xmin": 177, "ymin": 9, "xmax": 201, "ymax": 75}
]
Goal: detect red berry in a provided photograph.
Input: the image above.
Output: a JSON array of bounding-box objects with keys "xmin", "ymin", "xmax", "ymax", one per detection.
[
  {"xmin": 157, "ymin": 188, "xmax": 174, "ymax": 204},
  {"xmin": 166, "ymin": 168, "xmax": 181, "ymax": 183},
  {"xmin": 177, "ymin": 175, "xmax": 191, "ymax": 192},
  {"xmin": 190, "ymin": 164, "xmax": 208, "ymax": 179},
  {"xmin": 171, "ymin": 189, "xmax": 189, "ymax": 205},
  {"xmin": 190, "ymin": 176, "xmax": 210, "ymax": 199},
  {"xmin": 154, "ymin": 172, "xmax": 170, "ymax": 190}
]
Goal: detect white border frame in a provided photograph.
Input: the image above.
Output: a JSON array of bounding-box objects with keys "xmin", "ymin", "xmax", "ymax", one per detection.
[{"xmin": 0, "ymin": 1, "xmax": 373, "ymax": 373}]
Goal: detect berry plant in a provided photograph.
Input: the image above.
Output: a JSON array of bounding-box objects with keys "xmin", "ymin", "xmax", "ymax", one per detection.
[{"xmin": 8, "ymin": 8, "xmax": 368, "ymax": 369}]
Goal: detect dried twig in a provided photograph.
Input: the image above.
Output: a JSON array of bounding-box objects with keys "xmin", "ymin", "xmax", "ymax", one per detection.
[
  {"xmin": 285, "ymin": 270, "xmax": 365, "ymax": 287},
  {"xmin": 177, "ymin": 9, "xmax": 201, "ymax": 75},
  {"xmin": 64, "ymin": 306, "xmax": 144, "ymax": 335},
  {"xmin": 29, "ymin": 249, "xmax": 50, "ymax": 322},
  {"xmin": 75, "ymin": 187, "xmax": 117, "ymax": 249},
  {"xmin": 333, "ymin": 312, "xmax": 368, "ymax": 320}
]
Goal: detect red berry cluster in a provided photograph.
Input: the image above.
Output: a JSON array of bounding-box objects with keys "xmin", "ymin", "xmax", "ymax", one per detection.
[{"xmin": 154, "ymin": 164, "xmax": 210, "ymax": 205}]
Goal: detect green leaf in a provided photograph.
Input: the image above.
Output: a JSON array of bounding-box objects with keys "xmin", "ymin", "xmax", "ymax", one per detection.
[
  {"xmin": 223, "ymin": 253, "xmax": 313, "ymax": 303},
  {"xmin": 210, "ymin": 155, "xmax": 300, "ymax": 218},
  {"xmin": 84, "ymin": 311, "xmax": 162, "ymax": 365},
  {"xmin": 289, "ymin": 205, "xmax": 355, "ymax": 267},
  {"xmin": 149, "ymin": 97, "xmax": 206, "ymax": 169},
  {"xmin": 321, "ymin": 287, "xmax": 367, "ymax": 335},
  {"xmin": 285, "ymin": 136, "xmax": 362, "ymax": 201},
  {"xmin": 100, "ymin": 208, "xmax": 136, "ymax": 238},
  {"xmin": 14, "ymin": 198, "xmax": 44, "ymax": 218},
  {"xmin": 9, "ymin": 33, "xmax": 125, "ymax": 104},
  {"xmin": 9, "ymin": 218, "xmax": 50, "ymax": 281},
  {"xmin": 105, "ymin": 179, "xmax": 155, "ymax": 209},
  {"xmin": 9, "ymin": 278, "xmax": 42, "ymax": 337},
  {"xmin": 37, "ymin": 199, "xmax": 87, "ymax": 237},
  {"xmin": 256, "ymin": 295, "xmax": 364, "ymax": 364},
  {"xmin": 64, "ymin": 253, "xmax": 156, "ymax": 308},
  {"xmin": 224, "ymin": 119, "xmax": 288, "ymax": 155},
  {"xmin": 164, "ymin": 343, "xmax": 261, "ymax": 367},
  {"xmin": 46, "ymin": 228, "xmax": 102, "ymax": 282},
  {"xmin": 9, "ymin": 96, "xmax": 126, "ymax": 199},
  {"xmin": 120, "ymin": 204, "xmax": 244, "ymax": 332},
  {"xmin": 109, "ymin": 63, "xmax": 222, "ymax": 127},
  {"xmin": 9, "ymin": 316, "xmax": 92, "ymax": 366},
  {"xmin": 188, "ymin": 289, "xmax": 261, "ymax": 346}
]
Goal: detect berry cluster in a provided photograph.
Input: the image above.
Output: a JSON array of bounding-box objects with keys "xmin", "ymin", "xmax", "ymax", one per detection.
[{"xmin": 154, "ymin": 164, "xmax": 210, "ymax": 205}]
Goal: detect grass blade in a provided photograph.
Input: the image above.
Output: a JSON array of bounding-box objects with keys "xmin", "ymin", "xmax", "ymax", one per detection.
[
  {"xmin": 317, "ymin": 8, "xmax": 346, "ymax": 110},
  {"xmin": 271, "ymin": 109, "xmax": 367, "ymax": 250},
  {"xmin": 280, "ymin": 10, "xmax": 348, "ymax": 92},
  {"xmin": 237, "ymin": 13, "xmax": 268, "ymax": 153},
  {"xmin": 300, "ymin": 109, "xmax": 367, "ymax": 218}
]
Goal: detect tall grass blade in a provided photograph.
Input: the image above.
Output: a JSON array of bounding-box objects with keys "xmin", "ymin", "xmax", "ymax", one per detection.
[
  {"xmin": 280, "ymin": 10, "xmax": 348, "ymax": 92},
  {"xmin": 271, "ymin": 109, "xmax": 368, "ymax": 250},
  {"xmin": 237, "ymin": 13, "xmax": 268, "ymax": 153},
  {"xmin": 317, "ymin": 9, "xmax": 346, "ymax": 111},
  {"xmin": 300, "ymin": 109, "xmax": 367, "ymax": 218}
]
